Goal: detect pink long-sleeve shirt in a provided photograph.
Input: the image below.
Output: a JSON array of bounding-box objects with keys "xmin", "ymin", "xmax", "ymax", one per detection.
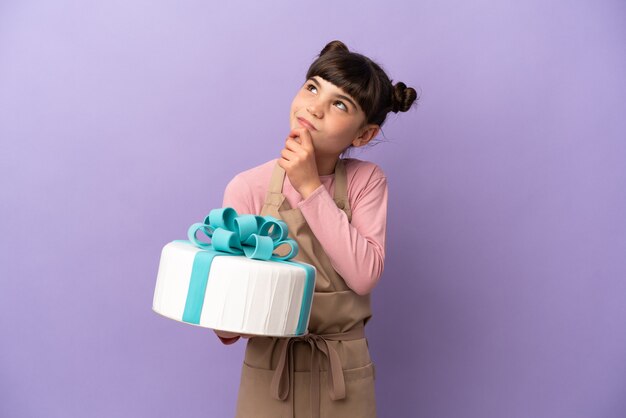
[{"xmin": 216, "ymin": 157, "xmax": 388, "ymax": 344}]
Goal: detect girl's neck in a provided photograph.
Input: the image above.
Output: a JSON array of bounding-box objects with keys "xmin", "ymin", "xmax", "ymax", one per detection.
[{"xmin": 316, "ymin": 154, "xmax": 342, "ymax": 176}]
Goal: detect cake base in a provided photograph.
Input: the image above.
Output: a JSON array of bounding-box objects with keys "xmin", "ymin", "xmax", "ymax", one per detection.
[{"xmin": 152, "ymin": 241, "xmax": 315, "ymax": 337}]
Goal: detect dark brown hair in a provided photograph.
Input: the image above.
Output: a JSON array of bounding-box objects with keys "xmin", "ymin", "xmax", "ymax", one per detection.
[{"xmin": 306, "ymin": 40, "xmax": 418, "ymax": 128}]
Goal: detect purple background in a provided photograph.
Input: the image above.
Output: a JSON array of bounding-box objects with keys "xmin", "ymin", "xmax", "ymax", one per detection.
[{"xmin": 1, "ymin": 1, "xmax": 625, "ymax": 417}]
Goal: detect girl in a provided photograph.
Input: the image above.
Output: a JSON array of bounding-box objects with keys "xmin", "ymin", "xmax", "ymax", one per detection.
[{"xmin": 215, "ymin": 40, "xmax": 417, "ymax": 418}]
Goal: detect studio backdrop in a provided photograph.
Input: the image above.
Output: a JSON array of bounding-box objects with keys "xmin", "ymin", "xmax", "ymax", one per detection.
[{"xmin": 1, "ymin": 1, "xmax": 625, "ymax": 417}]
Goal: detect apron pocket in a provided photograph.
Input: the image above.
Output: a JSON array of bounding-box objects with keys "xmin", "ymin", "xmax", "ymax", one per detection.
[
  {"xmin": 236, "ymin": 362, "xmax": 377, "ymax": 418},
  {"xmin": 319, "ymin": 362, "xmax": 377, "ymax": 418},
  {"xmin": 344, "ymin": 361, "xmax": 376, "ymax": 382},
  {"xmin": 235, "ymin": 363, "xmax": 286, "ymax": 418}
]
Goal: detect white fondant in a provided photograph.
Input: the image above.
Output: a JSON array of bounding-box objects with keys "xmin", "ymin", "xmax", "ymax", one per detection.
[
  {"xmin": 153, "ymin": 241, "xmax": 315, "ymax": 336},
  {"xmin": 153, "ymin": 241, "xmax": 200, "ymax": 321}
]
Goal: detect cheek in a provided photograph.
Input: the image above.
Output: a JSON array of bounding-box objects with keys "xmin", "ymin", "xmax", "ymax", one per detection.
[
  {"xmin": 331, "ymin": 119, "xmax": 358, "ymax": 137},
  {"xmin": 291, "ymin": 92, "xmax": 307, "ymax": 110}
]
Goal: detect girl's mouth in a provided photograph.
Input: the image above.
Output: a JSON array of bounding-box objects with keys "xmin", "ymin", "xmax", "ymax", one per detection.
[{"xmin": 297, "ymin": 117, "xmax": 317, "ymax": 131}]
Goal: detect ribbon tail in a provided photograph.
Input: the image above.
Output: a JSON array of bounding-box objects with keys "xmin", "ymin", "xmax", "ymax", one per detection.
[
  {"xmin": 315, "ymin": 338, "xmax": 346, "ymax": 401},
  {"xmin": 270, "ymin": 339, "xmax": 292, "ymax": 401},
  {"xmin": 288, "ymin": 342, "xmax": 296, "ymax": 418},
  {"xmin": 309, "ymin": 339, "xmax": 321, "ymax": 418}
]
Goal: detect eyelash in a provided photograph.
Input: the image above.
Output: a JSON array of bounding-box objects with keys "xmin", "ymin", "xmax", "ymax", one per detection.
[
  {"xmin": 335, "ymin": 101, "xmax": 348, "ymax": 111},
  {"xmin": 305, "ymin": 83, "xmax": 348, "ymax": 112}
]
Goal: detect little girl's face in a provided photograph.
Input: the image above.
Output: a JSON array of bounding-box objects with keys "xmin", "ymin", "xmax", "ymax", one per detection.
[{"xmin": 289, "ymin": 76, "xmax": 369, "ymax": 157}]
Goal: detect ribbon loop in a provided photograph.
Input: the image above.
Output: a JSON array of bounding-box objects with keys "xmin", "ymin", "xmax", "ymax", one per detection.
[{"xmin": 187, "ymin": 207, "xmax": 299, "ymax": 261}]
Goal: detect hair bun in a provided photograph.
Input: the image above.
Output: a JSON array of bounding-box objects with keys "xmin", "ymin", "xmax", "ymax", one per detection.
[
  {"xmin": 391, "ymin": 82, "xmax": 418, "ymax": 112},
  {"xmin": 319, "ymin": 40, "xmax": 350, "ymax": 57}
]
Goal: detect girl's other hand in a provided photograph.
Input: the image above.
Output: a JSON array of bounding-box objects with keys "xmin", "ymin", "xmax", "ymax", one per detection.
[
  {"xmin": 214, "ymin": 329, "xmax": 240, "ymax": 339},
  {"xmin": 213, "ymin": 329, "xmax": 254, "ymax": 342},
  {"xmin": 279, "ymin": 128, "xmax": 322, "ymax": 199}
]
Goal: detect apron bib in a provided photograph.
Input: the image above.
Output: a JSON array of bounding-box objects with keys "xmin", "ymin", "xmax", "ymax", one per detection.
[{"xmin": 234, "ymin": 159, "xmax": 377, "ymax": 418}]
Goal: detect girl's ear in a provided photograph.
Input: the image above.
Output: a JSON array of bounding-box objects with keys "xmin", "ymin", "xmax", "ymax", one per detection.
[{"xmin": 352, "ymin": 124, "xmax": 380, "ymax": 147}]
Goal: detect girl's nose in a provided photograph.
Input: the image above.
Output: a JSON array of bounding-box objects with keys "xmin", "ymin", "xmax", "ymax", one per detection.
[{"xmin": 306, "ymin": 104, "xmax": 322, "ymax": 118}]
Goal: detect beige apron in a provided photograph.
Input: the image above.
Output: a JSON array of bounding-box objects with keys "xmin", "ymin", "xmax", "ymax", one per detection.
[{"xmin": 234, "ymin": 159, "xmax": 377, "ymax": 418}]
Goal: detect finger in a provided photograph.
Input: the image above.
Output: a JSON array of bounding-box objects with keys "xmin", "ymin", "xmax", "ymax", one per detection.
[
  {"xmin": 281, "ymin": 147, "xmax": 297, "ymax": 161},
  {"xmin": 284, "ymin": 144, "xmax": 308, "ymax": 162},
  {"xmin": 288, "ymin": 128, "xmax": 307, "ymax": 144},
  {"xmin": 295, "ymin": 129, "xmax": 314, "ymax": 150},
  {"xmin": 284, "ymin": 137, "xmax": 303, "ymax": 151},
  {"xmin": 289, "ymin": 127, "xmax": 307, "ymax": 138},
  {"xmin": 279, "ymin": 156, "xmax": 294, "ymax": 172},
  {"xmin": 214, "ymin": 329, "xmax": 240, "ymax": 339}
]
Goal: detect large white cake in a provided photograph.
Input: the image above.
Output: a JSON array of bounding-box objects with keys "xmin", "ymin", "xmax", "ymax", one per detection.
[{"xmin": 153, "ymin": 240, "xmax": 316, "ymax": 337}]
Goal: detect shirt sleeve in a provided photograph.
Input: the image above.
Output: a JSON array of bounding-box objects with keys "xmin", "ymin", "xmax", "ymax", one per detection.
[
  {"xmin": 297, "ymin": 175, "xmax": 388, "ymax": 295},
  {"xmin": 222, "ymin": 174, "xmax": 254, "ymax": 215}
]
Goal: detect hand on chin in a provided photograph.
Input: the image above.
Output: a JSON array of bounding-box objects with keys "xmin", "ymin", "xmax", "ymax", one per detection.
[{"xmin": 278, "ymin": 127, "xmax": 322, "ymax": 199}]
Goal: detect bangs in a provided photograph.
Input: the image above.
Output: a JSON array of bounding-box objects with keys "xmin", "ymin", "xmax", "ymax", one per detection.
[{"xmin": 305, "ymin": 51, "xmax": 389, "ymax": 123}]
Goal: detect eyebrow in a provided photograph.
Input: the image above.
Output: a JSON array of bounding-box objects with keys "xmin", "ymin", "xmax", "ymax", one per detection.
[{"xmin": 309, "ymin": 77, "xmax": 358, "ymax": 110}]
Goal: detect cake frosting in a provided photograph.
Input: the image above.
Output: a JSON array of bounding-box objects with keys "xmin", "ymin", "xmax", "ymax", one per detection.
[{"xmin": 152, "ymin": 207, "xmax": 316, "ymax": 337}]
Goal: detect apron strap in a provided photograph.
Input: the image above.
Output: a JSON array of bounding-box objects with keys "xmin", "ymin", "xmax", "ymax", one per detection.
[
  {"xmin": 332, "ymin": 158, "xmax": 352, "ymax": 223},
  {"xmin": 264, "ymin": 162, "xmax": 287, "ymax": 208},
  {"xmin": 268, "ymin": 160, "xmax": 287, "ymax": 194},
  {"xmin": 269, "ymin": 324, "xmax": 366, "ymax": 418}
]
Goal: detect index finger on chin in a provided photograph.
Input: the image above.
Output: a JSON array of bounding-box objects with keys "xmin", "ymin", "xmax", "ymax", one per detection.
[{"xmin": 288, "ymin": 127, "xmax": 307, "ymax": 138}]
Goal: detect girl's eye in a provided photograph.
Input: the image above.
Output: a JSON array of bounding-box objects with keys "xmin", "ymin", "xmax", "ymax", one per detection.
[
  {"xmin": 306, "ymin": 84, "xmax": 317, "ymax": 93},
  {"xmin": 335, "ymin": 101, "xmax": 347, "ymax": 111}
]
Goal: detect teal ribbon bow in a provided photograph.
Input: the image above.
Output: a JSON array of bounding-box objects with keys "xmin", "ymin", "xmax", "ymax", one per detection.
[
  {"xmin": 177, "ymin": 207, "xmax": 314, "ymax": 335},
  {"xmin": 187, "ymin": 207, "xmax": 299, "ymax": 261}
]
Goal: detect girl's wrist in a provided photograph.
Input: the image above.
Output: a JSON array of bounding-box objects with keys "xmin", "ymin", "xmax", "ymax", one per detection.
[{"xmin": 300, "ymin": 181, "xmax": 322, "ymax": 200}]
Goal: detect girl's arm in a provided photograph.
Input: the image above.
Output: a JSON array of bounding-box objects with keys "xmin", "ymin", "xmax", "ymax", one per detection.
[{"xmin": 298, "ymin": 171, "xmax": 388, "ymax": 295}]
